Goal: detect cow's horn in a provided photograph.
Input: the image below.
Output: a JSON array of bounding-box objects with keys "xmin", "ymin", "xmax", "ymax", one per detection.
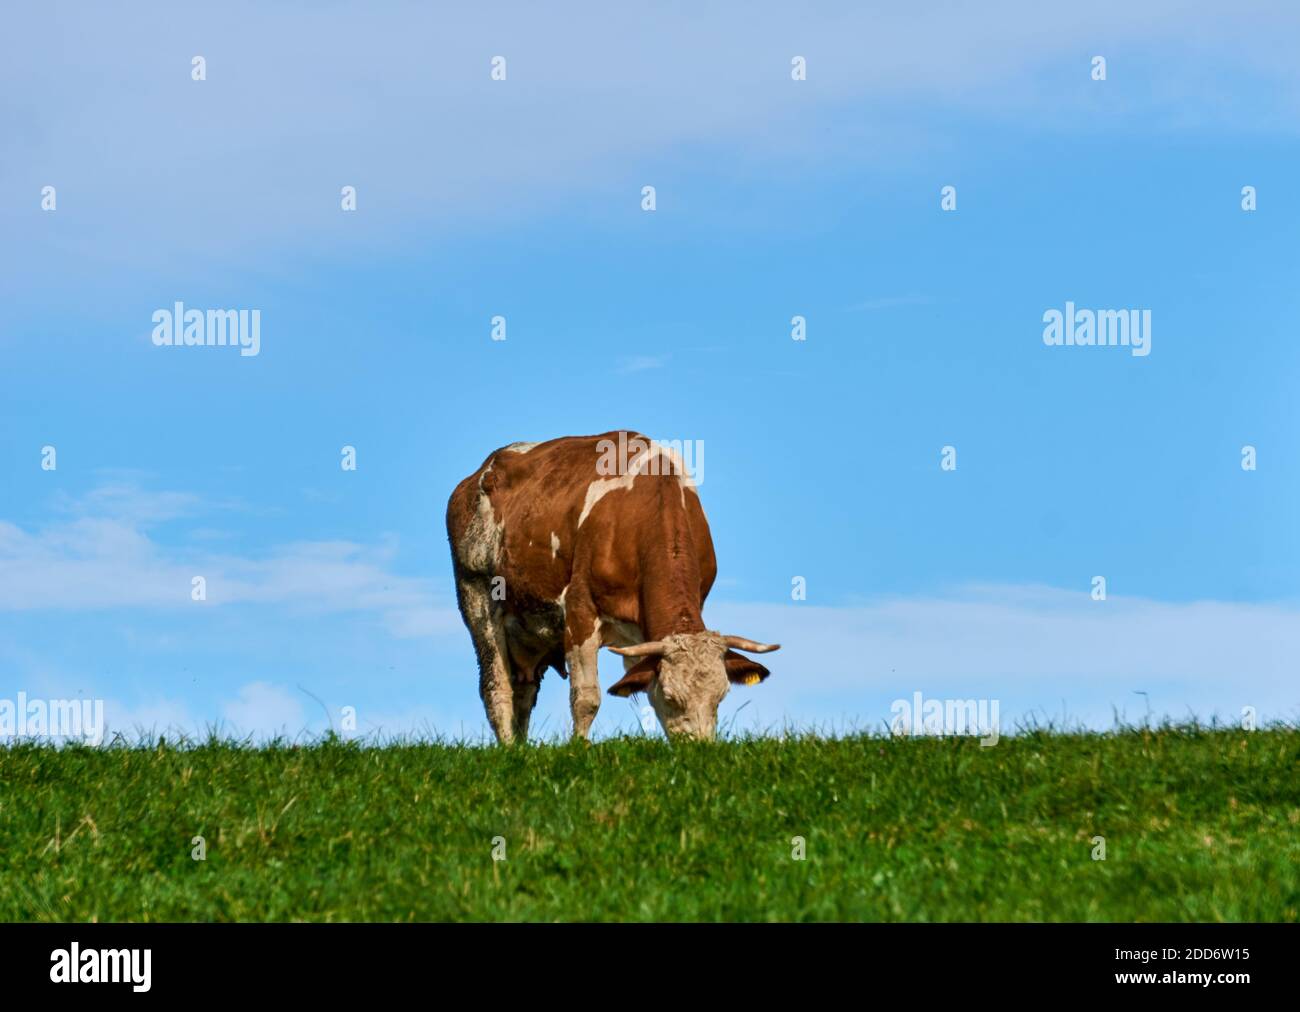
[
  {"xmin": 723, "ymin": 635, "xmax": 780, "ymax": 654},
  {"xmin": 609, "ymin": 641, "xmax": 667, "ymax": 658}
]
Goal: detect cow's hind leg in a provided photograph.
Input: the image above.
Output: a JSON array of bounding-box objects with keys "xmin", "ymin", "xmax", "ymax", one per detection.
[
  {"xmin": 456, "ymin": 576, "xmax": 517, "ymax": 744},
  {"xmin": 511, "ymin": 671, "xmax": 541, "ymax": 741}
]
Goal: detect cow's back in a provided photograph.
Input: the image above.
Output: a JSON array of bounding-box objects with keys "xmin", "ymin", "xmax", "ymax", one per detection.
[
  {"xmin": 448, "ymin": 431, "xmax": 717, "ymax": 627},
  {"xmin": 448, "ymin": 434, "xmax": 622, "ymax": 601}
]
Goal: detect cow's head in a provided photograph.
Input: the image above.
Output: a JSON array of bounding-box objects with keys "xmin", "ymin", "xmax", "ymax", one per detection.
[{"xmin": 606, "ymin": 632, "xmax": 780, "ymax": 739}]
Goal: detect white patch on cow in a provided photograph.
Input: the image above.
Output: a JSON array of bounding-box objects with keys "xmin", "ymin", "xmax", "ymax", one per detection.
[
  {"xmin": 577, "ymin": 473, "xmax": 635, "ymax": 528},
  {"xmin": 600, "ymin": 616, "xmax": 644, "ymax": 649},
  {"xmin": 503, "ymin": 441, "xmax": 538, "ymax": 454},
  {"xmin": 579, "ymin": 442, "xmax": 699, "ymax": 525},
  {"xmin": 550, "ymin": 532, "xmax": 560, "ymax": 558},
  {"xmin": 653, "ymin": 443, "xmax": 696, "ymax": 492},
  {"xmin": 649, "ymin": 443, "xmax": 698, "ymax": 509},
  {"xmin": 577, "ymin": 446, "xmax": 657, "ymax": 528}
]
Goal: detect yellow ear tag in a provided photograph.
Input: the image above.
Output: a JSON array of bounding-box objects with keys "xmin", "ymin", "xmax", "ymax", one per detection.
[{"xmin": 743, "ymin": 673, "xmax": 762, "ymax": 686}]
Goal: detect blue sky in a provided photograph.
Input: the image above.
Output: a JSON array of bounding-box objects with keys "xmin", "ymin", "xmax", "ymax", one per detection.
[{"xmin": 2, "ymin": 1, "xmax": 1298, "ymax": 741}]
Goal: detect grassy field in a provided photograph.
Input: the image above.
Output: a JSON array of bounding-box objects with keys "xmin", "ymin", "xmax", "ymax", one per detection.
[{"xmin": 1, "ymin": 725, "xmax": 1297, "ymax": 921}]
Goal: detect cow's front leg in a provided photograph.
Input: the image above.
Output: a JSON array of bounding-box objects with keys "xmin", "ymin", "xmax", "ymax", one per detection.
[{"xmin": 565, "ymin": 610, "xmax": 602, "ymax": 740}]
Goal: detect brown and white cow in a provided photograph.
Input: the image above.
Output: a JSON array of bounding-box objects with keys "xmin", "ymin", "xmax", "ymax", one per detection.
[{"xmin": 446, "ymin": 431, "xmax": 778, "ymax": 743}]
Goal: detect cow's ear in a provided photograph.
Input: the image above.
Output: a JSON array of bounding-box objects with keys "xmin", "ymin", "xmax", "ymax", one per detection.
[
  {"xmin": 724, "ymin": 650, "xmax": 770, "ymax": 686},
  {"xmin": 607, "ymin": 656, "xmax": 659, "ymax": 697}
]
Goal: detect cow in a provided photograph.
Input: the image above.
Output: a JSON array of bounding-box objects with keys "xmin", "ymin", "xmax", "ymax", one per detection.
[{"xmin": 446, "ymin": 431, "xmax": 778, "ymax": 743}]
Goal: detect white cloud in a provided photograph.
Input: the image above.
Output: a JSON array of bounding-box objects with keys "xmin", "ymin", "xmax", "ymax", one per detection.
[
  {"xmin": 704, "ymin": 585, "xmax": 1300, "ymax": 730},
  {"xmin": 3, "ymin": 1, "xmax": 1298, "ymax": 287},
  {"xmin": 0, "ymin": 483, "xmax": 459, "ymax": 638},
  {"xmin": 219, "ymin": 682, "xmax": 308, "ymax": 740},
  {"xmin": 7, "ymin": 487, "xmax": 1298, "ymax": 737},
  {"xmin": 52, "ymin": 482, "xmax": 206, "ymax": 524},
  {"xmin": 101, "ymin": 696, "xmax": 200, "ymax": 743}
]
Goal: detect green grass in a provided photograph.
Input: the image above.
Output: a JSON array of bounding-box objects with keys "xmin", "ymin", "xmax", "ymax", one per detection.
[{"xmin": 2, "ymin": 725, "xmax": 1297, "ymax": 921}]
